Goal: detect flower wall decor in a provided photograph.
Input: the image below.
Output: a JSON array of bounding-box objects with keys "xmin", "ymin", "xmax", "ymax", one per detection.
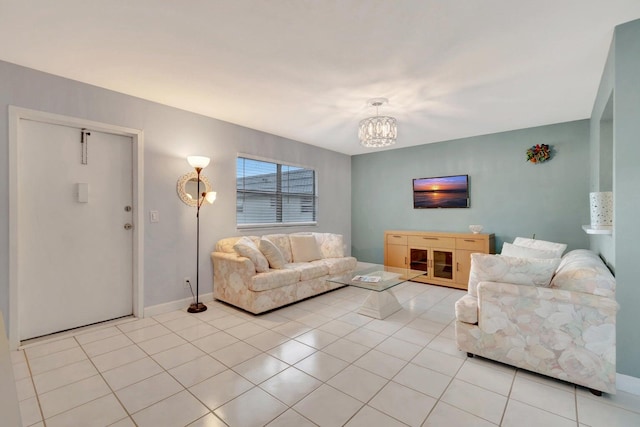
[{"xmin": 526, "ymin": 144, "xmax": 551, "ymax": 163}]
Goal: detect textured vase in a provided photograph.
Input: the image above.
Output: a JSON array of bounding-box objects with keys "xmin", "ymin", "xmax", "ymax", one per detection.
[{"xmin": 589, "ymin": 192, "xmax": 613, "ymax": 228}]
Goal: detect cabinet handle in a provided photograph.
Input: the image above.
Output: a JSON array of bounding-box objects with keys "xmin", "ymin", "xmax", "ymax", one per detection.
[
  {"xmin": 393, "ymin": 235, "xmax": 402, "ymax": 238},
  {"xmin": 464, "ymin": 239, "xmax": 476, "ymax": 242},
  {"xmin": 456, "ymin": 262, "xmax": 459, "ymax": 271},
  {"xmin": 422, "ymin": 237, "xmax": 438, "ymax": 240},
  {"xmin": 404, "ymin": 257, "xmax": 407, "ymax": 265}
]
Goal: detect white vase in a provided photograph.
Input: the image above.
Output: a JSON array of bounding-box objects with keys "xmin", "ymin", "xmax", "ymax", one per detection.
[{"xmin": 589, "ymin": 192, "xmax": 613, "ymax": 228}]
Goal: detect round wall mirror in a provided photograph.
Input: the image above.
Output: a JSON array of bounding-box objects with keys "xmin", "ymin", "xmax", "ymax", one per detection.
[{"xmin": 177, "ymin": 171, "xmax": 212, "ymax": 207}]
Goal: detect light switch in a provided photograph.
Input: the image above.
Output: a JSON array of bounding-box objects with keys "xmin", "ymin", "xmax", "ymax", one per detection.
[
  {"xmin": 150, "ymin": 210, "xmax": 160, "ymax": 223},
  {"xmin": 77, "ymin": 183, "xmax": 89, "ymax": 203}
]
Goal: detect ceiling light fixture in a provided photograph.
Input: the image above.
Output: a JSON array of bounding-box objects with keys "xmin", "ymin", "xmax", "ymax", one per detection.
[{"xmin": 358, "ymin": 97, "xmax": 397, "ymax": 148}]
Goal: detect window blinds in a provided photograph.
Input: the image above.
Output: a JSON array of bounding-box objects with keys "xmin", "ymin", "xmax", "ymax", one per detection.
[{"xmin": 236, "ymin": 156, "xmax": 317, "ymax": 227}]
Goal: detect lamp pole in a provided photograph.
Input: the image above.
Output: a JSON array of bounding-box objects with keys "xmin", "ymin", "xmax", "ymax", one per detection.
[{"xmin": 188, "ymin": 165, "xmax": 207, "ymax": 313}]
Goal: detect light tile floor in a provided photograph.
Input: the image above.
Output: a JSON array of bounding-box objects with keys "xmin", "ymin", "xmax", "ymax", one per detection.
[{"xmin": 11, "ymin": 282, "xmax": 640, "ymax": 426}]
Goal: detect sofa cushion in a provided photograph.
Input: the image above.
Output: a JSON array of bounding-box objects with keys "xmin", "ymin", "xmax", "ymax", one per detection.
[
  {"xmin": 233, "ymin": 236, "xmax": 270, "ymax": 273},
  {"xmin": 455, "ymin": 294, "xmax": 478, "ymax": 324},
  {"xmin": 290, "ymin": 234, "xmax": 323, "ymax": 262},
  {"xmin": 314, "ymin": 233, "xmax": 345, "ymax": 258},
  {"xmin": 216, "ymin": 236, "xmax": 258, "ymax": 253},
  {"xmin": 284, "ymin": 262, "xmax": 329, "ymax": 281},
  {"xmin": 550, "ymin": 250, "xmax": 615, "ymax": 297},
  {"xmin": 501, "ymin": 242, "xmax": 559, "ymax": 259},
  {"xmin": 513, "ymin": 237, "xmax": 567, "ymax": 258},
  {"xmin": 262, "ymin": 234, "xmax": 293, "ymax": 263},
  {"xmin": 317, "ymin": 257, "xmax": 357, "ymax": 274},
  {"xmin": 259, "ymin": 238, "xmax": 286, "ymax": 269},
  {"xmin": 249, "ymin": 269, "xmax": 301, "ymax": 292},
  {"xmin": 468, "ymin": 253, "xmax": 561, "ymax": 297}
]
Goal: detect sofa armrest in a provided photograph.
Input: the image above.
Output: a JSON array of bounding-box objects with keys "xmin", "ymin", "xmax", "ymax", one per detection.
[
  {"xmin": 476, "ymin": 281, "xmax": 618, "ymax": 362},
  {"xmin": 212, "ymin": 251, "xmax": 256, "ymax": 285}
]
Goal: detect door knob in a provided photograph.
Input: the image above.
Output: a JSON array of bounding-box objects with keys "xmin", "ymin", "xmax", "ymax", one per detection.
[{"xmin": 124, "ymin": 223, "xmax": 133, "ymax": 230}]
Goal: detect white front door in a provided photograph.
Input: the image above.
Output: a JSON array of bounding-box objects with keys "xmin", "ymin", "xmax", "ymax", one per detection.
[{"xmin": 18, "ymin": 119, "xmax": 134, "ymax": 340}]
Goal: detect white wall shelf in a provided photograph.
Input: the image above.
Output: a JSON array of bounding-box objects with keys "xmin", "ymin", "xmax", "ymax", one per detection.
[{"xmin": 582, "ymin": 225, "xmax": 613, "ymax": 235}]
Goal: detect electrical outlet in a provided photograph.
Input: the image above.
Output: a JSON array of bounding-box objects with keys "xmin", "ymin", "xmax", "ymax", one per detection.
[{"xmin": 183, "ymin": 277, "xmax": 191, "ymax": 288}]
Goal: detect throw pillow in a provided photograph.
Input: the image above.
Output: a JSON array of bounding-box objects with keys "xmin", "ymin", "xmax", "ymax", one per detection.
[
  {"xmin": 289, "ymin": 234, "xmax": 323, "ymax": 263},
  {"xmin": 315, "ymin": 233, "xmax": 345, "ymax": 258},
  {"xmin": 233, "ymin": 236, "xmax": 270, "ymax": 273},
  {"xmin": 501, "ymin": 242, "xmax": 559, "ymax": 259},
  {"xmin": 512, "ymin": 237, "xmax": 567, "ymax": 258},
  {"xmin": 467, "ymin": 253, "xmax": 561, "ymax": 297},
  {"xmin": 259, "ymin": 238, "xmax": 286, "ymax": 269}
]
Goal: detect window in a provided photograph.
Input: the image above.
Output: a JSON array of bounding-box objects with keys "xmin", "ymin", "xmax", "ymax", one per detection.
[{"xmin": 236, "ymin": 156, "xmax": 317, "ymax": 227}]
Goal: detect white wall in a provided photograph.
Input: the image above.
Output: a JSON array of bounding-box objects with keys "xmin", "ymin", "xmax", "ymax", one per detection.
[{"xmin": 0, "ymin": 61, "xmax": 352, "ymax": 332}]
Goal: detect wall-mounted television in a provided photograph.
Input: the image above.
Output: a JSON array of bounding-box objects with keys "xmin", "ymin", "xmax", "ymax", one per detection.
[{"xmin": 413, "ymin": 175, "xmax": 470, "ymax": 208}]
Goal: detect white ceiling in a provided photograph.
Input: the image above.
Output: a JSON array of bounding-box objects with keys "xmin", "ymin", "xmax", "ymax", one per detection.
[{"xmin": 2, "ymin": 1, "xmax": 640, "ymax": 155}]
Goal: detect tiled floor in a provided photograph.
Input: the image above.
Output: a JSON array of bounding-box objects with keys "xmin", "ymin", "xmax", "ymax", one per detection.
[{"xmin": 11, "ymin": 282, "xmax": 640, "ymax": 426}]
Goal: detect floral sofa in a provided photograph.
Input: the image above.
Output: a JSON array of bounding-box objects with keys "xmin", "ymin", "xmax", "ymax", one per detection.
[
  {"xmin": 211, "ymin": 233, "xmax": 357, "ymax": 314},
  {"xmin": 455, "ymin": 241, "xmax": 618, "ymax": 395}
]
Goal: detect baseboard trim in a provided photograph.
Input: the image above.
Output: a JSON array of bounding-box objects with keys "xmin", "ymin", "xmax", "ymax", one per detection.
[
  {"xmin": 616, "ymin": 373, "xmax": 640, "ymax": 396},
  {"xmin": 144, "ymin": 293, "xmax": 214, "ymax": 318}
]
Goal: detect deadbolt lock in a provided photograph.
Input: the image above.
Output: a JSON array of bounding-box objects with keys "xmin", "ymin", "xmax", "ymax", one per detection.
[
  {"xmin": 124, "ymin": 206, "xmax": 132, "ymax": 212},
  {"xmin": 124, "ymin": 223, "xmax": 133, "ymax": 230}
]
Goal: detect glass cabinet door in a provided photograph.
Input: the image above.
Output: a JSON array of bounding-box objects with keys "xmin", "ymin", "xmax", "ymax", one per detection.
[
  {"xmin": 432, "ymin": 250, "xmax": 453, "ymax": 280},
  {"xmin": 410, "ymin": 248, "xmax": 429, "ymax": 272}
]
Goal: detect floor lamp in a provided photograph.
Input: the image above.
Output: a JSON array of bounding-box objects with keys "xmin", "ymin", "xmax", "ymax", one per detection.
[{"xmin": 186, "ymin": 156, "xmax": 216, "ymax": 313}]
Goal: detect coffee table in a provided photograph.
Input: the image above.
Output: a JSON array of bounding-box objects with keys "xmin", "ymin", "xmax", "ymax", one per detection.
[{"xmin": 327, "ymin": 264, "xmax": 426, "ymax": 319}]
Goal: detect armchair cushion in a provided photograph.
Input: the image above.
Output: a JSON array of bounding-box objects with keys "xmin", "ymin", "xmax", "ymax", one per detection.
[
  {"xmin": 259, "ymin": 238, "xmax": 286, "ymax": 269},
  {"xmin": 550, "ymin": 250, "xmax": 615, "ymax": 297},
  {"xmin": 284, "ymin": 262, "xmax": 329, "ymax": 281},
  {"xmin": 318, "ymin": 257, "xmax": 358, "ymax": 274},
  {"xmin": 314, "ymin": 233, "xmax": 345, "ymax": 258},
  {"xmin": 263, "ymin": 234, "xmax": 294, "ymax": 263},
  {"xmin": 513, "ymin": 237, "xmax": 567, "ymax": 258},
  {"xmin": 468, "ymin": 253, "xmax": 560, "ymax": 297},
  {"xmin": 249, "ymin": 269, "xmax": 300, "ymax": 292},
  {"xmin": 234, "ymin": 236, "xmax": 269, "ymax": 273},
  {"xmin": 501, "ymin": 242, "xmax": 559, "ymax": 259},
  {"xmin": 290, "ymin": 234, "xmax": 323, "ymax": 262}
]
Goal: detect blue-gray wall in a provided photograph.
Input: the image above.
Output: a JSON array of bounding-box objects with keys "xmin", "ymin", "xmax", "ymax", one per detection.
[
  {"xmin": 0, "ymin": 61, "xmax": 352, "ymax": 333},
  {"xmin": 351, "ymin": 120, "xmax": 590, "ymax": 263},
  {"xmin": 590, "ymin": 19, "xmax": 640, "ymax": 379}
]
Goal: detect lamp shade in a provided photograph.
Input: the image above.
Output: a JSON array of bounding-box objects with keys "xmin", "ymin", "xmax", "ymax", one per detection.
[
  {"xmin": 187, "ymin": 156, "xmax": 210, "ymax": 169},
  {"xmin": 204, "ymin": 191, "xmax": 217, "ymax": 204}
]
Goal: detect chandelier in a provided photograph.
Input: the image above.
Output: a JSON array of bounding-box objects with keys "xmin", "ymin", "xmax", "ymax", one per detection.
[{"xmin": 358, "ymin": 98, "xmax": 397, "ymax": 148}]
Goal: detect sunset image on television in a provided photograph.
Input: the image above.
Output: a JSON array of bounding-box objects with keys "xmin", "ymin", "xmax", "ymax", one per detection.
[{"xmin": 413, "ymin": 175, "xmax": 469, "ymax": 208}]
